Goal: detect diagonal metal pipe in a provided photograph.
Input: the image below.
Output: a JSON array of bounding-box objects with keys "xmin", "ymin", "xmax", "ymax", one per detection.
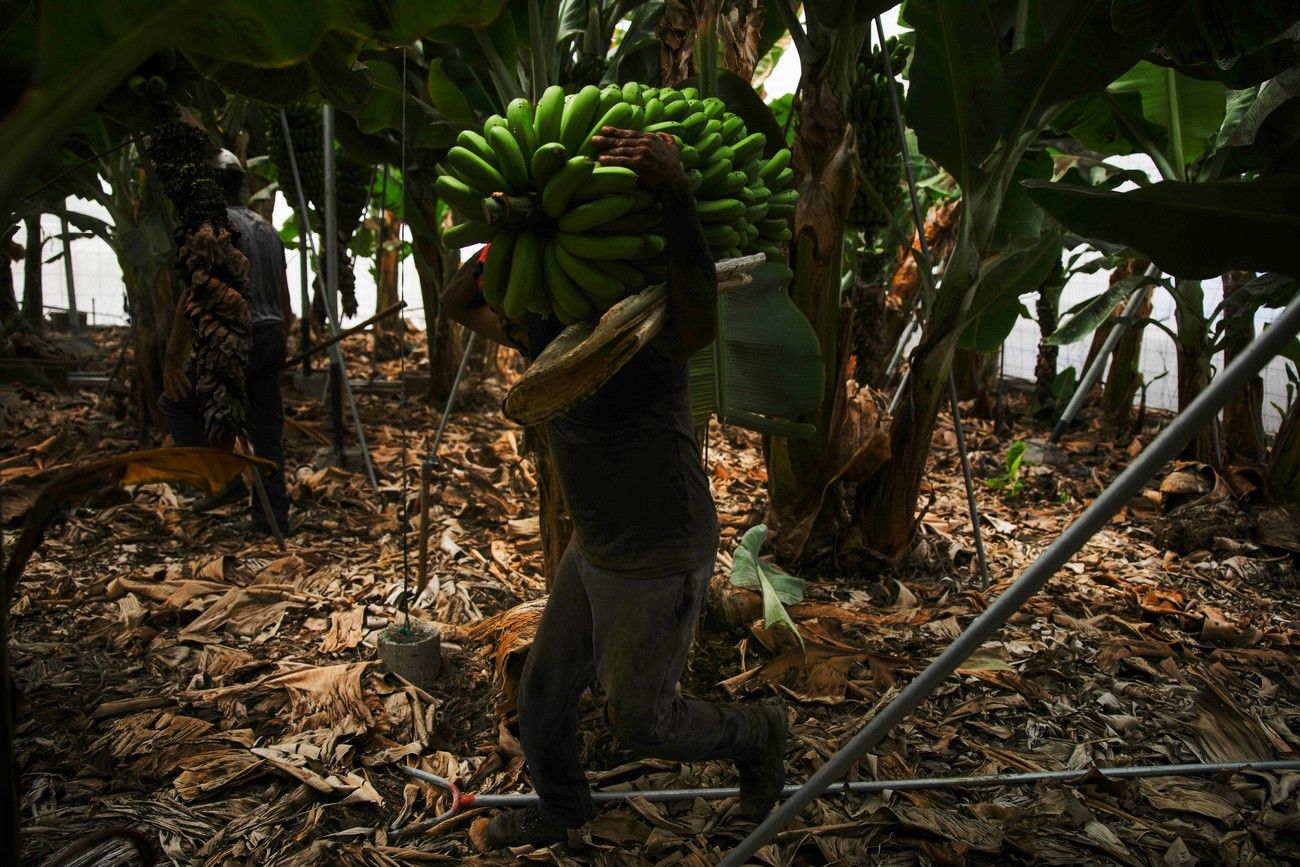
[
  {"xmin": 277, "ymin": 108, "xmax": 380, "ymax": 493},
  {"xmin": 1050, "ymin": 268, "xmax": 1158, "ymax": 443},
  {"xmin": 720, "ymin": 287, "xmax": 1300, "ymax": 865}
]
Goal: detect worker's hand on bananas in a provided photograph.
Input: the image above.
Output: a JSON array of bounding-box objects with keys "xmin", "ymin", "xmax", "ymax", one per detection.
[
  {"xmin": 590, "ymin": 127, "xmax": 689, "ymax": 196},
  {"xmin": 436, "ymin": 82, "xmax": 798, "ymax": 324}
]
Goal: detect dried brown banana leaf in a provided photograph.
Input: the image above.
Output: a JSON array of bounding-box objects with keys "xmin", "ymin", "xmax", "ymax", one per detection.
[{"xmin": 503, "ymin": 255, "xmax": 765, "ymax": 426}]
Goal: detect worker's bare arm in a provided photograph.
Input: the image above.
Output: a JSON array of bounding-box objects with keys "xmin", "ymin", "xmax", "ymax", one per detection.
[{"xmin": 440, "ymin": 255, "xmax": 529, "ymax": 352}]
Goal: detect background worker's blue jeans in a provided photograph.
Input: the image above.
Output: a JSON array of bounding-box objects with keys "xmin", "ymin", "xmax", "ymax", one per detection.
[
  {"xmin": 518, "ymin": 541, "xmax": 763, "ymax": 826},
  {"xmin": 158, "ymin": 322, "xmax": 290, "ymax": 529}
]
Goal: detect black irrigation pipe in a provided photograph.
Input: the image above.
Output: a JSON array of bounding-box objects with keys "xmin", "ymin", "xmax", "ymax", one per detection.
[
  {"xmin": 872, "ymin": 17, "xmax": 990, "ymax": 587},
  {"xmin": 399, "ymin": 760, "xmax": 1300, "ymax": 829},
  {"xmin": 720, "ymin": 282, "xmax": 1300, "ymax": 865}
]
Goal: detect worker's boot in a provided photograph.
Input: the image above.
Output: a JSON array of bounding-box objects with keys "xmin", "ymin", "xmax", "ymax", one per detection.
[
  {"xmin": 735, "ymin": 704, "xmax": 788, "ymax": 821},
  {"xmin": 483, "ymin": 805, "xmax": 577, "ymax": 849}
]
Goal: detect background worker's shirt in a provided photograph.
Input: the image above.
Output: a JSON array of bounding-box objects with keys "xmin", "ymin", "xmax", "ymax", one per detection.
[
  {"xmin": 525, "ymin": 314, "xmax": 720, "ymax": 579},
  {"xmin": 227, "ymin": 206, "xmax": 287, "ymax": 327}
]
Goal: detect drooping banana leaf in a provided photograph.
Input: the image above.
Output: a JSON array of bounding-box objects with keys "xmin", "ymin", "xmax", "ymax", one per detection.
[
  {"xmin": 1053, "ymin": 88, "xmax": 1170, "ymax": 157},
  {"xmin": 1046, "ymin": 272, "xmax": 1160, "ymax": 345},
  {"xmin": 1108, "ymin": 60, "xmax": 1228, "ymax": 168},
  {"xmin": 354, "ymin": 59, "xmax": 454, "ymax": 148},
  {"xmin": 804, "ymin": 0, "xmax": 902, "ymax": 29},
  {"xmin": 719, "ymin": 260, "xmax": 823, "ymax": 420},
  {"xmin": 991, "ymin": 150, "xmax": 1054, "ymax": 248},
  {"xmin": 958, "ymin": 231, "xmax": 1063, "ymax": 352},
  {"xmin": 0, "ymin": 0, "xmax": 507, "ymax": 216},
  {"xmin": 1111, "ymin": 0, "xmax": 1300, "ymax": 67},
  {"xmin": 2, "ymin": 448, "xmax": 275, "ymax": 601},
  {"xmin": 603, "ymin": 0, "xmax": 664, "ymax": 87},
  {"xmin": 904, "ymin": 0, "xmax": 1006, "ymax": 193},
  {"xmin": 713, "ymin": 70, "xmax": 788, "ymax": 160},
  {"xmin": 1024, "ymin": 174, "xmax": 1300, "ymax": 279},
  {"xmin": 1003, "ymin": 0, "xmax": 1153, "ymax": 138},
  {"xmin": 427, "ymin": 57, "xmax": 478, "ymax": 126}
]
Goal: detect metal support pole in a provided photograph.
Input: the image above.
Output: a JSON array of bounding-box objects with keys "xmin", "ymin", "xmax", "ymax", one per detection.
[
  {"xmin": 948, "ymin": 376, "xmax": 990, "ymax": 587},
  {"xmin": 883, "ymin": 312, "xmax": 921, "ymax": 383},
  {"xmin": 721, "ymin": 288, "xmax": 1300, "ymax": 867},
  {"xmin": 1050, "ymin": 278, "xmax": 1150, "ymax": 443},
  {"xmin": 278, "ymin": 108, "xmax": 380, "ymax": 494},
  {"xmin": 299, "ymin": 227, "xmax": 311, "ymax": 376},
  {"xmin": 323, "ymin": 106, "xmax": 345, "ymax": 462},
  {"xmin": 417, "ymin": 332, "xmax": 479, "ymax": 604},
  {"xmin": 874, "ymin": 16, "xmax": 988, "ymax": 585},
  {"xmin": 59, "ymin": 206, "xmax": 79, "ymax": 336}
]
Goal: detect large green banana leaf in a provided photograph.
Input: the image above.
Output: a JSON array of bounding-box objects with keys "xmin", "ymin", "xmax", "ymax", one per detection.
[
  {"xmin": 0, "ymin": 0, "xmax": 506, "ymax": 216},
  {"xmin": 958, "ymin": 231, "xmax": 1063, "ymax": 353},
  {"xmin": 904, "ymin": 0, "xmax": 1006, "ymax": 194},
  {"xmin": 1055, "ymin": 60, "xmax": 1228, "ymax": 178},
  {"xmin": 1111, "ymin": 0, "xmax": 1300, "ymax": 67},
  {"xmin": 1024, "ymin": 174, "xmax": 1300, "ymax": 279}
]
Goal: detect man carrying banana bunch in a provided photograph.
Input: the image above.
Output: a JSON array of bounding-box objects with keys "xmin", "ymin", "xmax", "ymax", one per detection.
[{"xmin": 443, "ymin": 125, "xmax": 788, "ymax": 850}]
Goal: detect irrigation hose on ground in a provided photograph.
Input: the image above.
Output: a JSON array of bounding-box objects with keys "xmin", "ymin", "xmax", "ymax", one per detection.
[{"xmin": 398, "ymin": 759, "xmax": 1300, "ymax": 831}]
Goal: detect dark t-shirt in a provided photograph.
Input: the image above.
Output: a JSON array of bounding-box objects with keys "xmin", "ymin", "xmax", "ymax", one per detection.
[
  {"xmin": 227, "ymin": 206, "xmax": 287, "ymax": 327},
  {"xmin": 525, "ymin": 315, "xmax": 719, "ymax": 578}
]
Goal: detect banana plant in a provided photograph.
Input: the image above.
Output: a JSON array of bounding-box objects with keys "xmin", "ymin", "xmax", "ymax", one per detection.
[
  {"xmin": 1032, "ymin": 9, "xmax": 1299, "ymax": 460},
  {"xmin": 1048, "ymin": 58, "xmax": 1232, "ymax": 458},
  {"xmin": 838, "ymin": 0, "xmax": 1152, "ymax": 564},
  {"xmin": 759, "ymin": 0, "xmax": 883, "ymax": 558}
]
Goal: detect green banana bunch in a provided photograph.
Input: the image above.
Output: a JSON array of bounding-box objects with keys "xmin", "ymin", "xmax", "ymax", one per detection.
[
  {"xmin": 848, "ymin": 38, "xmax": 910, "ymax": 238},
  {"xmin": 266, "ymin": 102, "xmax": 325, "ymax": 213},
  {"xmin": 439, "ymin": 81, "xmax": 801, "ymax": 322}
]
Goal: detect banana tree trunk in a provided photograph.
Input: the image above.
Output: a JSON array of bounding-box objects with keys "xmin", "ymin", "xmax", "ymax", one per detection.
[
  {"xmin": 1269, "ymin": 398, "xmax": 1300, "ymax": 504},
  {"xmin": 1034, "ymin": 264, "xmax": 1063, "ymax": 418},
  {"xmin": 123, "ymin": 264, "xmax": 172, "ymax": 437},
  {"xmin": 850, "ymin": 251, "xmax": 889, "ymax": 385},
  {"xmin": 852, "ymin": 236, "xmax": 978, "ymax": 561},
  {"xmin": 952, "ymin": 348, "xmax": 997, "ymax": 419},
  {"xmin": 765, "ymin": 87, "xmax": 857, "ymax": 556},
  {"xmin": 21, "ymin": 216, "xmax": 43, "ymax": 332},
  {"xmin": 1220, "ymin": 270, "xmax": 1264, "ymax": 462},
  {"xmin": 405, "ymin": 165, "xmax": 466, "ymax": 403},
  {"xmin": 659, "ymin": 0, "xmax": 702, "ymax": 88},
  {"xmin": 1173, "ymin": 278, "xmax": 1214, "ymax": 462},
  {"xmin": 1, "ymin": 226, "xmax": 18, "ymax": 327},
  {"xmin": 376, "ymin": 210, "xmax": 400, "ymax": 337},
  {"xmin": 1099, "ymin": 285, "xmax": 1153, "ymax": 427}
]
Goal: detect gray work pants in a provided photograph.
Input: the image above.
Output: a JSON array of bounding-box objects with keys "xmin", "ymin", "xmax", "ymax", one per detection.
[
  {"xmin": 158, "ymin": 322, "xmax": 290, "ymax": 528},
  {"xmin": 518, "ymin": 541, "xmax": 761, "ymax": 826}
]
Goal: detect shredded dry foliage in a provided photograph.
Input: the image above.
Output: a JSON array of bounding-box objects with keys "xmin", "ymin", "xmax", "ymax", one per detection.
[{"xmin": 3, "ymin": 327, "xmax": 1299, "ymax": 866}]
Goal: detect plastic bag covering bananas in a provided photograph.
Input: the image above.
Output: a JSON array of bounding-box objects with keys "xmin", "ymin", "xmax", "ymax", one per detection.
[
  {"xmin": 147, "ymin": 115, "xmax": 252, "ymax": 446},
  {"xmin": 847, "ymin": 37, "xmax": 908, "ymax": 238},
  {"xmin": 438, "ymin": 83, "xmax": 798, "ymax": 324}
]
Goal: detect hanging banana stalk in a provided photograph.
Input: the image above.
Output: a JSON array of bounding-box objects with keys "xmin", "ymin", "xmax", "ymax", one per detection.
[{"xmin": 146, "ymin": 113, "xmax": 251, "ymax": 447}]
